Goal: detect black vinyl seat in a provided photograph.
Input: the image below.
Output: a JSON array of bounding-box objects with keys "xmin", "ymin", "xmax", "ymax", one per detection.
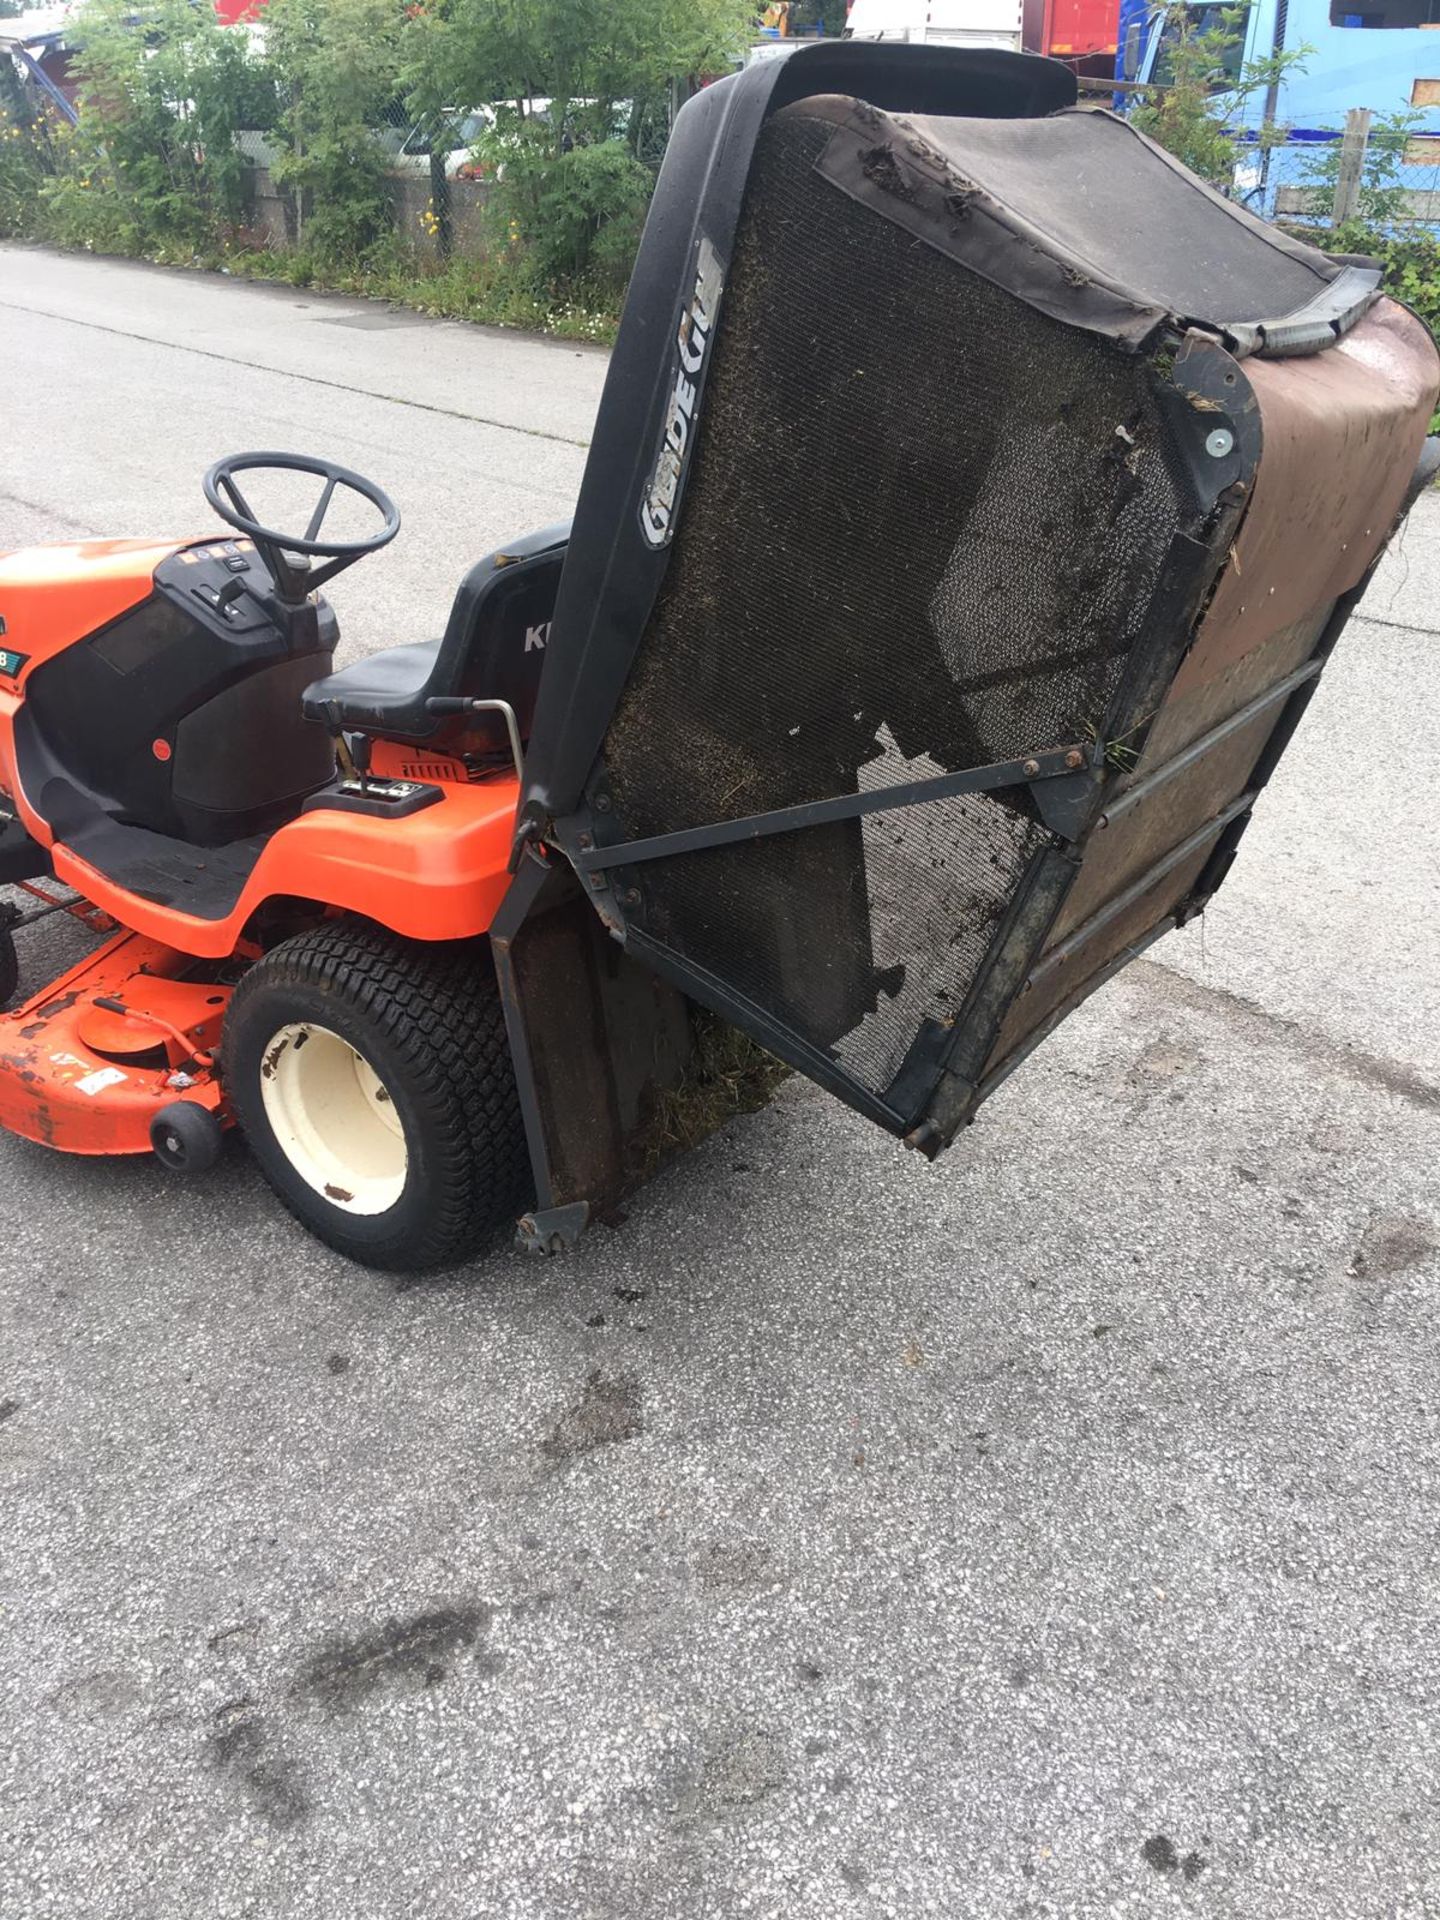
[
  {"xmin": 303, "ymin": 520, "xmax": 569, "ymax": 746},
  {"xmin": 310, "ymin": 640, "xmax": 438, "ymax": 721}
]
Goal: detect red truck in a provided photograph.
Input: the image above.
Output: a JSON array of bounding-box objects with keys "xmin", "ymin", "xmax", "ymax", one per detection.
[
  {"xmin": 840, "ymin": 0, "xmax": 1117, "ymax": 73},
  {"xmin": 1031, "ymin": 0, "xmax": 1117, "ymax": 70}
]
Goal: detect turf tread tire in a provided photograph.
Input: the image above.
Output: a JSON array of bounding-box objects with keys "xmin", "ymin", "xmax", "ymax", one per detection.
[{"xmin": 224, "ymin": 921, "xmax": 530, "ymax": 1271}]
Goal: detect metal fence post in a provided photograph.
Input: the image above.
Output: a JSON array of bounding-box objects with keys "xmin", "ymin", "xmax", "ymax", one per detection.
[
  {"xmin": 429, "ymin": 151, "xmax": 453, "ymax": 261},
  {"xmin": 1332, "ymin": 107, "xmax": 1372, "ymax": 228}
]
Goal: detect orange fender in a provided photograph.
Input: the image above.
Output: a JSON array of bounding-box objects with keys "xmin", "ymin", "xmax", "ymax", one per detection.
[{"xmin": 48, "ymin": 777, "xmax": 525, "ymax": 960}]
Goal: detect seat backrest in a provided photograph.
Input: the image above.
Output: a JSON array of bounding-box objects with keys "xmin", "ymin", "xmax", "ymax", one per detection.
[{"xmin": 431, "ymin": 520, "xmax": 570, "ymax": 749}]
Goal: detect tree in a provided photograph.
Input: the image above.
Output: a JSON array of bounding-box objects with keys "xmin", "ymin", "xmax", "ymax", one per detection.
[
  {"xmin": 53, "ymin": 0, "xmax": 267, "ymax": 252},
  {"xmin": 1129, "ymin": 2, "xmax": 1308, "ymax": 189},
  {"xmin": 264, "ymin": 0, "xmax": 403, "ymax": 266},
  {"xmin": 1304, "ymin": 109, "xmax": 1426, "ymax": 231},
  {"xmin": 407, "ymin": 0, "xmax": 749, "ymax": 155},
  {"xmin": 403, "ymin": 0, "xmax": 749, "ymax": 294}
]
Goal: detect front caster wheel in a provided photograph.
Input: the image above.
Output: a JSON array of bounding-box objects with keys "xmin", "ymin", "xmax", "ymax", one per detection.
[
  {"xmin": 223, "ymin": 922, "xmax": 530, "ymax": 1271},
  {"xmin": 150, "ymin": 1101, "xmax": 224, "ymax": 1175}
]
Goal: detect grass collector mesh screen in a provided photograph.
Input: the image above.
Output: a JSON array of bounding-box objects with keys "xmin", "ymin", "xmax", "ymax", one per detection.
[{"xmin": 602, "ymin": 107, "xmax": 1190, "ymax": 1097}]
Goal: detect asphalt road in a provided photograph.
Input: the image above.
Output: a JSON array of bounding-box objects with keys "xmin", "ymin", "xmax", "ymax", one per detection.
[{"xmin": 1, "ymin": 245, "xmax": 1439, "ymax": 1920}]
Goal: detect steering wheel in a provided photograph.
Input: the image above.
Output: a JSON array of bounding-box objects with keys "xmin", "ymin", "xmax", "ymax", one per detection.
[{"xmin": 203, "ymin": 451, "xmax": 400, "ymax": 601}]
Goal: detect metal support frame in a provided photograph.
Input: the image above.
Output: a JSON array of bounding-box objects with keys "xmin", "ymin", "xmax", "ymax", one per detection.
[
  {"xmin": 1183, "ymin": 561, "xmax": 1379, "ymax": 914},
  {"xmin": 569, "ymin": 742, "xmax": 1091, "ymax": 872},
  {"xmin": 973, "ymin": 916, "xmax": 1180, "ymax": 1108},
  {"xmin": 904, "ymin": 469, "xmax": 1254, "ymax": 1151},
  {"xmin": 623, "ymin": 924, "xmax": 910, "ymax": 1132},
  {"xmin": 488, "ymin": 850, "xmax": 589, "ymax": 1251},
  {"xmin": 515, "ymin": 1203, "xmax": 589, "ymax": 1257},
  {"xmin": 938, "ymin": 477, "xmax": 1426, "ymax": 1138},
  {"xmin": 906, "ymin": 842, "xmax": 1081, "ymax": 1147},
  {"xmin": 470, "ymin": 700, "xmax": 525, "ymax": 785},
  {"xmin": 11, "ymin": 44, "xmax": 76, "ymax": 125}
]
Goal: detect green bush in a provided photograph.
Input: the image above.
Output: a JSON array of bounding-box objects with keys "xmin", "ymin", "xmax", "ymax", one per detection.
[
  {"xmin": 370, "ymin": 250, "xmax": 620, "ymax": 340},
  {"xmin": 476, "ymin": 121, "xmax": 651, "ymax": 299},
  {"xmin": 264, "ymin": 0, "xmax": 400, "ymax": 271},
  {"xmin": 0, "ymin": 75, "xmax": 47, "ymax": 238},
  {"xmin": 44, "ymin": 0, "xmax": 266, "ymax": 257},
  {"xmin": 405, "ymin": 0, "xmax": 750, "ymax": 298},
  {"xmin": 1328, "ymin": 223, "xmax": 1440, "ymax": 335},
  {"xmin": 1331, "ymin": 221, "xmax": 1440, "ymax": 429}
]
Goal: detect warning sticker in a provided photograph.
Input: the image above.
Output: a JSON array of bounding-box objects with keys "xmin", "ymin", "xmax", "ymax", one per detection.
[{"xmin": 74, "ymin": 1067, "xmax": 128, "ymax": 1096}]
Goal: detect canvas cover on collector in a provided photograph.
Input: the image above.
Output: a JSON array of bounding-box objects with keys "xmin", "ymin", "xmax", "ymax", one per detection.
[{"xmin": 507, "ymin": 45, "xmax": 1437, "ymax": 1215}]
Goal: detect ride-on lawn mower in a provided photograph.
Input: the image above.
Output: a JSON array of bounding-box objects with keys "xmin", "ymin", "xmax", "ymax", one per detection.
[{"xmin": 1, "ymin": 44, "xmax": 1436, "ymax": 1271}]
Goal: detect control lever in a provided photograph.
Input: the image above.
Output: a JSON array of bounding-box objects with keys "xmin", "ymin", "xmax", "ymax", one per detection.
[
  {"xmin": 350, "ymin": 730, "xmax": 372, "ymax": 795},
  {"xmin": 318, "ymin": 698, "xmax": 359, "ymax": 781},
  {"xmin": 424, "ymin": 696, "xmax": 524, "ymax": 783}
]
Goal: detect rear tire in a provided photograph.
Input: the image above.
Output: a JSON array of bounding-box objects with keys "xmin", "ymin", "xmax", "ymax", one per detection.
[{"xmin": 223, "ymin": 921, "xmax": 530, "ymax": 1272}]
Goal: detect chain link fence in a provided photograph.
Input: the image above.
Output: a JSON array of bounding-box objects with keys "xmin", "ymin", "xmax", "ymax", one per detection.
[
  {"xmin": 365, "ymin": 93, "xmax": 678, "ymax": 182},
  {"xmin": 225, "ymin": 86, "xmax": 687, "ymax": 267},
  {"xmin": 1225, "ymin": 111, "xmax": 1440, "ymax": 236}
]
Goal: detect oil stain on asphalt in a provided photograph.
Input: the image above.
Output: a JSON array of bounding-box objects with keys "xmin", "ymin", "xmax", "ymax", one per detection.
[
  {"xmin": 1350, "ymin": 1209, "xmax": 1435, "ymax": 1281},
  {"xmin": 206, "ymin": 1702, "xmax": 311, "ymax": 1830},
  {"xmin": 541, "ymin": 1371, "xmax": 643, "ymax": 1463},
  {"xmin": 295, "ymin": 1606, "xmax": 494, "ymax": 1712},
  {"xmin": 669, "ymin": 1727, "xmax": 789, "ymax": 1829},
  {"xmin": 1141, "ymin": 1833, "xmax": 1207, "ymax": 1881}
]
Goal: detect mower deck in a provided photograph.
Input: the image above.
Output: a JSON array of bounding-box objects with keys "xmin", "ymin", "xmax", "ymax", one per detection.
[{"xmin": 0, "ymin": 929, "xmax": 228, "ymax": 1153}]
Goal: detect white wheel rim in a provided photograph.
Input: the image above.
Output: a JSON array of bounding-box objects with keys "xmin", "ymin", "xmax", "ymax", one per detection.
[{"xmin": 259, "ymin": 1022, "xmax": 407, "ymax": 1215}]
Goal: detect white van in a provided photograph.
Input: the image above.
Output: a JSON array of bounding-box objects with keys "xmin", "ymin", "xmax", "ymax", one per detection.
[{"xmin": 843, "ymin": 0, "xmax": 1023, "ymax": 52}]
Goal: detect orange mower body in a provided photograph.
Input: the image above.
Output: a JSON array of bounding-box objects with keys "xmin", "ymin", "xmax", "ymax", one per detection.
[{"xmin": 0, "ymin": 468, "xmax": 562, "ymax": 1252}]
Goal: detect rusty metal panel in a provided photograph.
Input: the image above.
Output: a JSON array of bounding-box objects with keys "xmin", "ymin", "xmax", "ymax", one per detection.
[
  {"xmin": 1051, "ymin": 705, "xmax": 1280, "ymax": 939},
  {"xmin": 1129, "ymin": 605, "xmax": 1330, "ymax": 777},
  {"xmin": 979, "ymin": 299, "xmax": 1438, "ymax": 1091},
  {"xmin": 1173, "ymin": 301, "xmax": 1436, "ymax": 691},
  {"xmin": 989, "ymin": 839, "xmax": 1218, "ymax": 1067}
]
